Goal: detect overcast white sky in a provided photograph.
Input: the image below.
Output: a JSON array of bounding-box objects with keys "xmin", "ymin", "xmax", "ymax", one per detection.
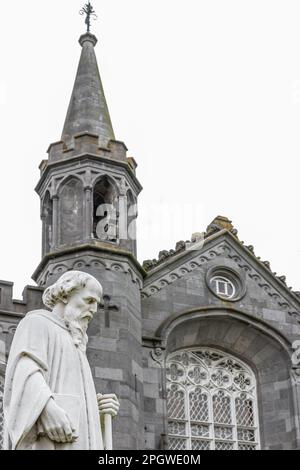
[{"xmin": 0, "ymin": 0, "xmax": 299, "ymax": 298}]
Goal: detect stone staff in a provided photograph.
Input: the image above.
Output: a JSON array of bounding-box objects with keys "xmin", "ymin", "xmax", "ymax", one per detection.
[{"xmin": 97, "ymin": 393, "xmax": 119, "ymax": 450}]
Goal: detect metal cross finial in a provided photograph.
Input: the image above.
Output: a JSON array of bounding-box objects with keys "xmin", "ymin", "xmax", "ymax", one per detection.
[{"xmin": 80, "ymin": 2, "xmax": 97, "ymax": 33}]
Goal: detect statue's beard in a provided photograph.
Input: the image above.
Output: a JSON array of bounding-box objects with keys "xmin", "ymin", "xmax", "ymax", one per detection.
[{"xmin": 63, "ymin": 305, "xmax": 91, "ymax": 353}]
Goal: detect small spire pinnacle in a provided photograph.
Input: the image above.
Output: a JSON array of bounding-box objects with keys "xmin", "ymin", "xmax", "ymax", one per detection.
[
  {"xmin": 80, "ymin": 2, "xmax": 97, "ymax": 33},
  {"xmin": 61, "ymin": 10, "xmax": 115, "ymax": 147}
]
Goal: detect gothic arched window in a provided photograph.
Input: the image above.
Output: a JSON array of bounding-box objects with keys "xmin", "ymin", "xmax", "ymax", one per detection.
[
  {"xmin": 58, "ymin": 177, "xmax": 84, "ymax": 245},
  {"xmin": 0, "ymin": 376, "xmax": 4, "ymax": 449},
  {"xmin": 166, "ymin": 348, "xmax": 260, "ymax": 450},
  {"xmin": 42, "ymin": 192, "xmax": 53, "ymax": 255}
]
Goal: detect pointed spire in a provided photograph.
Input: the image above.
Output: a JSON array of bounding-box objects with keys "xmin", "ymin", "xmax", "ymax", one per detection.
[{"xmin": 61, "ymin": 32, "xmax": 115, "ymax": 147}]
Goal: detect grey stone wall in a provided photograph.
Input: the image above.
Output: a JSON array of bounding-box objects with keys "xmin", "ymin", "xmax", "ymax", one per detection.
[
  {"xmin": 86, "ymin": 258, "xmax": 144, "ymax": 450},
  {"xmin": 0, "ymin": 282, "xmax": 44, "ymax": 371}
]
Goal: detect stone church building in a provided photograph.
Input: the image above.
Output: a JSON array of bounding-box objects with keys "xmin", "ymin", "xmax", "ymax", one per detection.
[{"xmin": 0, "ymin": 27, "xmax": 300, "ymax": 451}]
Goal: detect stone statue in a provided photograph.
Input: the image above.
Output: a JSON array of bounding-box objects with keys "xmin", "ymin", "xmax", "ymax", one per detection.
[{"xmin": 3, "ymin": 271, "xmax": 120, "ymax": 450}]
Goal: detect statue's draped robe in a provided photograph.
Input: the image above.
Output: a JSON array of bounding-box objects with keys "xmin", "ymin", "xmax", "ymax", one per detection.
[{"xmin": 3, "ymin": 310, "xmax": 103, "ymax": 450}]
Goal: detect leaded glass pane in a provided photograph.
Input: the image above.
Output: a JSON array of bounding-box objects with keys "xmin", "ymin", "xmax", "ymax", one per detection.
[
  {"xmin": 191, "ymin": 440, "xmax": 211, "ymax": 450},
  {"xmin": 235, "ymin": 396, "xmax": 255, "ymax": 427},
  {"xmin": 213, "ymin": 391, "xmax": 232, "ymax": 424},
  {"xmin": 215, "ymin": 441, "xmax": 235, "ymax": 450},
  {"xmin": 189, "ymin": 390, "xmax": 209, "ymax": 422},
  {"xmin": 210, "ymin": 276, "xmax": 235, "ymax": 299},
  {"xmin": 168, "ymin": 437, "xmax": 187, "ymax": 450},
  {"xmin": 167, "ymin": 385, "xmax": 186, "ymax": 420},
  {"xmin": 238, "ymin": 443, "xmax": 256, "ymax": 450}
]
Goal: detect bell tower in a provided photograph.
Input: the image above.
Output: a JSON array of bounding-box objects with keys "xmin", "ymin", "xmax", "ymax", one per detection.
[
  {"xmin": 36, "ymin": 31, "xmax": 141, "ymax": 273},
  {"xmin": 33, "ymin": 26, "xmax": 144, "ymax": 450}
]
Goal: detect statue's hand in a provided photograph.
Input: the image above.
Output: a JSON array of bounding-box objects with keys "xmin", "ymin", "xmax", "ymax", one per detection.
[
  {"xmin": 97, "ymin": 393, "xmax": 120, "ymax": 419},
  {"xmin": 39, "ymin": 398, "xmax": 77, "ymax": 443}
]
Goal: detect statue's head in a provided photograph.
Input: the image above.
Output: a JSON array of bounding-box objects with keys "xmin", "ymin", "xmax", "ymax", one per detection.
[{"xmin": 43, "ymin": 271, "xmax": 103, "ymax": 351}]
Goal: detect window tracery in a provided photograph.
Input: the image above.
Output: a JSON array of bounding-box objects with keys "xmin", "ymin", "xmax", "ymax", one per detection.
[{"xmin": 166, "ymin": 348, "xmax": 260, "ymax": 450}]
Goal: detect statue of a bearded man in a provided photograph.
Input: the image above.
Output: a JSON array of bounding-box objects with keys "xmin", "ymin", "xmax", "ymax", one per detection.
[{"xmin": 3, "ymin": 270, "xmax": 120, "ymax": 450}]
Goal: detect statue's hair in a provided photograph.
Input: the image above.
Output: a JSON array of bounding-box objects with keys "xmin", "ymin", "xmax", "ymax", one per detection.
[{"xmin": 42, "ymin": 270, "xmax": 102, "ymax": 309}]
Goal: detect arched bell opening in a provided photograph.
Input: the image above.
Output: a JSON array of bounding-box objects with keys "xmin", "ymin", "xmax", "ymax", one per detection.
[
  {"xmin": 58, "ymin": 177, "xmax": 84, "ymax": 246},
  {"xmin": 41, "ymin": 192, "xmax": 53, "ymax": 255},
  {"xmin": 93, "ymin": 176, "xmax": 119, "ymax": 242}
]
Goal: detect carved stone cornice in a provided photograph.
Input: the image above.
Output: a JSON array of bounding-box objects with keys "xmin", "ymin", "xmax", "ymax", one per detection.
[
  {"xmin": 141, "ymin": 244, "xmax": 224, "ymax": 298},
  {"xmin": 291, "ymin": 367, "xmax": 300, "ymax": 386},
  {"xmin": 33, "ymin": 243, "xmax": 146, "ymax": 286},
  {"xmin": 141, "ymin": 234, "xmax": 300, "ymax": 322},
  {"xmin": 35, "ymin": 252, "xmax": 144, "ymax": 289},
  {"xmin": 223, "ymin": 242, "xmax": 300, "ymax": 319}
]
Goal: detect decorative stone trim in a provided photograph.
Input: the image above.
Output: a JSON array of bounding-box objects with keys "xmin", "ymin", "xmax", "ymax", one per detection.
[
  {"xmin": 39, "ymin": 256, "xmax": 143, "ymax": 289},
  {"xmin": 141, "ymin": 246, "xmax": 224, "ymax": 299},
  {"xmin": 155, "ymin": 307, "xmax": 291, "ymax": 352},
  {"xmin": 291, "ymin": 367, "xmax": 300, "ymax": 386},
  {"xmin": 222, "ymin": 244, "xmax": 300, "ymax": 319},
  {"xmin": 141, "ymin": 239, "xmax": 300, "ymax": 321},
  {"xmin": 0, "ymin": 322, "xmax": 18, "ymax": 335},
  {"xmin": 150, "ymin": 347, "xmax": 166, "ymax": 366}
]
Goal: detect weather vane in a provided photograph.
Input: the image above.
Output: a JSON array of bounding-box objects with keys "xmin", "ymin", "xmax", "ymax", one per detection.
[{"xmin": 80, "ymin": 2, "xmax": 97, "ymax": 33}]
